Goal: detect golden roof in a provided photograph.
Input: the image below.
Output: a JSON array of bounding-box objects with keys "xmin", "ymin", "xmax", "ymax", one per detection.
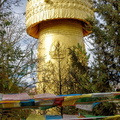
[{"xmin": 26, "ymin": 0, "xmax": 94, "ymax": 38}]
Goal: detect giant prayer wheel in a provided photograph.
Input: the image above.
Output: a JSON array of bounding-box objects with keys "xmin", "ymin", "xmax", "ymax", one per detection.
[{"xmin": 26, "ymin": 0, "xmax": 94, "ymax": 94}]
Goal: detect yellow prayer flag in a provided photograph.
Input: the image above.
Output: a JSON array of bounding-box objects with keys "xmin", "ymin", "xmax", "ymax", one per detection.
[
  {"xmin": 62, "ymin": 100, "xmax": 76, "ymax": 106},
  {"xmin": 0, "ymin": 101, "xmax": 20, "ymax": 103},
  {"xmin": 103, "ymin": 115, "xmax": 120, "ymax": 120},
  {"xmin": 2, "ymin": 102, "xmax": 20, "ymax": 108},
  {"xmin": 26, "ymin": 114, "xmax": 45, "ymax": 120},
  {"xmin": 62, "ymin": 94, "xmax": 92, "ymax": 106},
  {"xmin": 64, "ymin": 94, "xmax": 92, "ymax": 101}
]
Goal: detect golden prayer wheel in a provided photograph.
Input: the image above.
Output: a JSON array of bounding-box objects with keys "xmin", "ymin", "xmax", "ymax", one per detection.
[{"xmin": 26, "ymin": 0, "xmax": 94, "ymax": 94}]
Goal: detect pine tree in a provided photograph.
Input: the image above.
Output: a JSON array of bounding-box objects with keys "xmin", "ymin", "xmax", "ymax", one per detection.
[
  {"xmin": 88, "ymin": 0, "xmax": 120, "ymax": 115},
  {"xmin": 0, "ymin": 1, "xmax": 37, "ymax": 119},
  {"xmin": 0, "ymin": 13, "xmax": 37, "ymax": 93},
  {"xmin": 68, "ymin": 44, "xmax": 92, "ymax": 94},
  {"xmin": 89, "ymin": 0, "xmax": 120, "ymax": 92}
]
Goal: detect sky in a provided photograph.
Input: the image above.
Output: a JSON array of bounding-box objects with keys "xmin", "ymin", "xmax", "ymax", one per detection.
[{"xmin": 12, "ymin": 0, "xmax": 27, "ymax": 14}]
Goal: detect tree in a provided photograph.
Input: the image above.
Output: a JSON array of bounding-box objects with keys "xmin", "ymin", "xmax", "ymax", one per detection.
[
  {"xmin": 90, "ymin": 0, "xmax": 120, "ymax": 92},
  {"xmin": 0, "ymin": 13, "xmax": 38, "ymax": 93},
  {"xmin": 0, "ymin": 0, "xmax": 38, "ymax": 119},
  {"xmin": 37, "ymin": 41, "xmax": 68, "ymax": 95},
  {"xmin": 38, "ymin": 42, "xmax": 91, "ymax": 95},
  {"xmin": 0, "ymin": 0, "xmax": 22, "ymax": 9},
  {"xmin": 67, "ymin": 44, "xmax": 92, "ymax": 94},
  {"xmin": 61, "ymin": 44, "xmax": 93, "ymax": 115},
  {"xmin": 37, "ymin": 42, "xmax": 92, "ymax": 115},
  {"xmin": 88, "ymin": 0, "xmax": 120, "ymax": 115}
]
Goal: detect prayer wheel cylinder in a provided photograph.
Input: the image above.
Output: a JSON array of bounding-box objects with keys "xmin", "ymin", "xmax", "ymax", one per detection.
[{"xmin": 26, "ymin": 0, "xmax": 94, "ymax": 94}]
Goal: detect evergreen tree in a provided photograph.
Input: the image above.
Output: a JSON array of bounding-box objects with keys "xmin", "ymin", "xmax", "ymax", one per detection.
[
  {"xmin": 68, "ymin": 44, "xmax": 92, "ymax": 94},
  {"xmin": 89, "ymin": 0, "xmax": 120, "ymax": 92},
  {"xmin": 37, "ymin": 42, "xmax": 91, "ymax": 115},
  {"xmin": 0, "ymin": 0, "xmax": 38, "ymax": 94},
  {"xmin": 0, "ymin": 0, "xmax": 38, "ymax": 119},
  {"xmin": 62, "ymin": 44, "xmax": 92, "ymax": 115},
  {"xmin": 0, "ymin": 13, "xmax": 37, "ymax": 93},
  {"xmin": 88, "ymin": 0, "xmax": 120, "ymax": 115}
]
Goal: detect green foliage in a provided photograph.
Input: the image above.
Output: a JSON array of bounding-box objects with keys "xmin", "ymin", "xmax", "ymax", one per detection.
[
  {"xmin": 92, "ymin": 103, "xmax": 116, "ymax": 116},
  {"xmin": 0, "ymin": 109, "xmax": 31, "ymax": 119},
  {"xmin": 89, "ymin": 0, "xmax": 120, "ymax": 90},
  {"xmin": 67, "ymin": 44, "xmax": 92, "ymax": 94},
  {"xmin": 69, "ymin": 44, "xmax": 89, "ymax": 70},
  {"xmin": 0, "ymin": 0, "xmax": 37, "ymax": 118},
  {"xmin": 38, "ymin": 43, "xmax": 91, "ymax": 114},
  {"xmin": 0, "ymin": 2, "xmax": 37, "ymax": 94},
  {"xmin": 88, "ymin": 0, "xmax": 120, "ymax": 115}
]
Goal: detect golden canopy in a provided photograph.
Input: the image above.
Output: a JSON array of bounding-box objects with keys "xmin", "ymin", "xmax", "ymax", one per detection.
[{"xmin": 26, "ymin": 0, "xmax": 94, "ymax": 38}]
